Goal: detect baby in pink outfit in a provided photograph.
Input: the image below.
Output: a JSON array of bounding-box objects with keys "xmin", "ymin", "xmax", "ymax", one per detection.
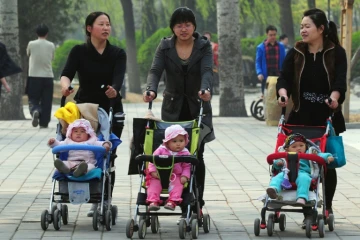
[
  {"xmin": 147, "ymin": 124, "xmax": 191, "ymax": 211},
  {"xmin": 48, "ymin": 119, "xmax": 112, "ymax": 177}
]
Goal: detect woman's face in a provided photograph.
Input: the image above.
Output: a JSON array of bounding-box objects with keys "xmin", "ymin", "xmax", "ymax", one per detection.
[
  {"xmin": 87, "ymin": 14, "xmax": 111, "ymax": 41},
  {"xmin": 173, "ymin": 22, "xmax": 195, "ymax": 41},
  {"xmin": 300, "ymin": 16, "xmax": 324, "ymax": 44},
  {"xmin": 71, "ymin": 127, "xmax": 89, "ymax": 142}
]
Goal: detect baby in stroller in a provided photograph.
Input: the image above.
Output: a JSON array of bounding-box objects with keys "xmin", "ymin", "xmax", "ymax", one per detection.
[
  {"xmin": 266, "ymin": 133, "xmax": 334, "ymax": 205},
  {"xmin": 48, "ymin": 119, "xmax": 112, "ymax": 177},
  {"xmin": 147, "ymin": 124, "xmax": 191, "ymax": 211}
]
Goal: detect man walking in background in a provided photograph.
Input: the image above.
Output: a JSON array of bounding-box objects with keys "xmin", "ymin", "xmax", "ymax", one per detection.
[
  {"xmin": 27, "ymin": 24, "xmax": 55, "ymax": 128},
  {"xmin": 279, "ymin": 34, "xmax": 291, "ymax": 54},
  {"xmin": 255, "ymin": 25, "xmax": 285, "ymax": 98}
]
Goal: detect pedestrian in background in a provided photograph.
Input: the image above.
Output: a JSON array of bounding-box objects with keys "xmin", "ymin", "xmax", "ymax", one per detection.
[
  {"xmin": 279, "ymin": 34, "xmax": 291, "ymax": 55},
  {"xmin": 203, "ymin": 31, "xmax": 219, "ymax": 94},
  {"xmin": 255, "ymin": 25, "xmax": 286, "ymax": 98},
  {"xmin": 26, "ymin": 23, "xmax": 55, "ymax": 128}
]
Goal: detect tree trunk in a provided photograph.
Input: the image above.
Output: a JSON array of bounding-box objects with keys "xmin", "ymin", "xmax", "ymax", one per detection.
[
  {"xmin": 278, "ymin": 0, "xmax": 295, "ymax": 46},
  {"xmin": 0, "ymin": 0, "xmax": 25, "ymax": 120},
  {"xmin": 142, "ymin": 0, "xmax": 158, "ymax": 38},
  {"xmin": 307, "ymin": 0, "xmax": 316, "ymax": 9},
  {"xmin": 120, "ymin": 0, "xmax": 141, "ymax": 94},
  {"xmin": 217, "ymin": 0, "xmax": 247, "ymax": 116}
]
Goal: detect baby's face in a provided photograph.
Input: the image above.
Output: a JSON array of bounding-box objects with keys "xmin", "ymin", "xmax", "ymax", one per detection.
[
  {"xmin": 71, "ymin": 127, "xmax": 89, "ymax": 142},
  {"xmin": 287, "ymin": 141, "xmax": 306, "ymax": 153},
  {"xmin": 167, "ymin": 135, "xmax": 186, "ymax": 152}
]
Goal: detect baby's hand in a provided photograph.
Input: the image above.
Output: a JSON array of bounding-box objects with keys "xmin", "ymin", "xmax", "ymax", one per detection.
[
  {"xmin": 151, "ymin": 172, "xmax": 159, "ymax": 179},
  {"xmin": 103, "ymin": 143, "xmax": 111, "ymax": 152},
  {"xmin": 327, "ymin": 156, "xmax": 334, "ymax": 163},
  {"xmin": 180, "ymin": 176, "xmax": 188, "ymax": 184},
  {"xmin": 48, "ymin": 138, "xmax": 55, "ymax": 145}
]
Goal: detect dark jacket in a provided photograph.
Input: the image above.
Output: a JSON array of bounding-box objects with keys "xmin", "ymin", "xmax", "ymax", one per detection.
[
  {"xmin": 0, "ymin": 42, "xmax": 22, "ymax": 79},
  {"xmin": 146, "ymin": 32, "xmax": 215, "ymax": 142},
  {"xmin": 277, "ymin": 39, "xmax": 347, "ymax": 133}
]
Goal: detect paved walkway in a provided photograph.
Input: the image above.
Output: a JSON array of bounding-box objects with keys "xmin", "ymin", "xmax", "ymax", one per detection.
[{"xmin": 0, "ymin": 96, "xmax": 360, "ymax": 240}]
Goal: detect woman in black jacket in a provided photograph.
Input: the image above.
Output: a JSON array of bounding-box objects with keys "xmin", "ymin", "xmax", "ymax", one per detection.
[
  {"xmin": 143, "ymin": 7, "xmax": 215, "ymax": 219},
  {"xmin": 276, "ymin": 8, "xmax": 347, "ymax": 227},
  {"xmin": 60, "ymin": 11, "xmax": 126, "ymax": 216}
]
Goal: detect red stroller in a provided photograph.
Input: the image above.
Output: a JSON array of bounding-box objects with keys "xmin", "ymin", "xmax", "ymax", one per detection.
[{"xmin": 254, "ymin": 106, "xmax": 335, "ymax": 238}]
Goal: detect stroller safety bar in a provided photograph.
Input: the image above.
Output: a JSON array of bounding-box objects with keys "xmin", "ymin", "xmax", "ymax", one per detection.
[
  {"xmin": 267, "ymin": 152, "xmax": 327, "ymax": 167},
  {"xmin": 135, "ymin": 155, "xmax": 199, "ymax": 165},
  {"xmin": 52, "ymin": 145, "xmax": 107, "ymax": 155}
]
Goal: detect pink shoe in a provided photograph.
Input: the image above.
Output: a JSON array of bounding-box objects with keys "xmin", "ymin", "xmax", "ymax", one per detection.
[
  {"xmin": 296, "ymin": 198, "xmax": 306, "ymax": 206},
  {"xmin": 164, "ymin": 201, "xmax": 176, "ymax": 211},
  {"xmin": 148, "ymin": 202, "xmax": 160, "ymax": 211}
]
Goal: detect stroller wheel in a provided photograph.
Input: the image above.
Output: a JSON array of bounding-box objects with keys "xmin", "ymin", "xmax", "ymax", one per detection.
[
  {"xmin": 191, "ymin": 219, "xmax": 199, "ymax": 239},
  {"xmin": 267, "ymin": 213, "xmax": 274, "ymax": 236},
  {"xmin": 50, "ymin": 205, "xmax": 57, "ymax": 223},
  {"xmin": 305, "ymin": 218, "xmax": 312, "ymax": 238},
  {"xmin": 203, "ymin": 214, "xmax": 210, "ymax": 233},
  {"xmin": 138, "ymin": 219, "xmax": 147, "ymax": 239},
  {"xmin": 92, "ymin": 210, "xmax": 99, "ymax": 231},
  {"xmin": 254, "ymin": 218, "xmax": 261, "ymax": 236},
  {"xmin": 53, "ymin": 209, "xmax": 62, "ymax": 230},
  {"xmin": 178, "ymin": 218, "xmax": 187, "ymax": 239},
  {"xmin": 327, "ymin": 214, "xmax": 335, "ymax": 231},
  {"xmin": 150, "ymin": 215, "xmax": 159, "ymax": 233},
  {"xmin": 41, "ymin": 210, "xmax": 49, "ymax": 230},
  {"xmin": 125, "ymin": 219, "xmax": 134, "ymax": 238},
  {"xmin": 105, "ymin": 210, "xmax": 112, "ymax": 231},
  {"xmin": 318, "ymin": 219, "xmax": 325, "ymax": 238},
  {"xmin": 61, "ymin": 204, "xmax": 68, "ymax": 225},
  {"xmin": 279, "ymin": 214, "xmax": 286, "ymax": 231},
  {"xmin": 111, "ymin": 205, "xmax": 118, "ymax": 225}
]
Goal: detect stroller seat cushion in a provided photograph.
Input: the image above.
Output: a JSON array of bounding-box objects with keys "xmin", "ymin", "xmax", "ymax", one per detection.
[{"xmin": 52, "ymin": 168, "xmax": 102, "ymax": 181}]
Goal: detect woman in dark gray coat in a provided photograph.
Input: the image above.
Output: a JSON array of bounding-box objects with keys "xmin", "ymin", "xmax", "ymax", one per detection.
[{"xmin": 143, "ymin": 7, "xmax": 215, "ymax": 217}]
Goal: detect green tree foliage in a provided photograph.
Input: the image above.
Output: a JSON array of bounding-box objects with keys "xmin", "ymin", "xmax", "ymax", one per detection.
[{"xmin": 137, "ymin": 27, "xmax": 172, "ymax": 83}]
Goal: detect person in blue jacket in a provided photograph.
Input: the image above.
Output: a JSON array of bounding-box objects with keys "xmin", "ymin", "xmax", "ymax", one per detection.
[{"xmin": 255, "ymin": 25, "xmax": 285, "ymax": 97}]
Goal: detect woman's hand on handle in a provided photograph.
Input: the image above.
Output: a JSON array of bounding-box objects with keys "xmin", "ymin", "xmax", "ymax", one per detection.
[
  {"xmin": 143, "ymin": 91, "xmax": 155, "ymax": 102},
  {"xmin": 60, "ymin": 76, "xmax": 74, "ymax": 96},
  {"xmin": 325, "ymin": 91, "xmax": 340, "ymax": 109},
  {"xmin": 198, "ymin": 89, "xmax": 211, "ymax": 101},
  {"xmin": 105, "ymin": 85, "xmax": 117, "ymax": 99},
  {"xmin": 277, "ymin": 88, "xmax": 288, "ymax": 107}
]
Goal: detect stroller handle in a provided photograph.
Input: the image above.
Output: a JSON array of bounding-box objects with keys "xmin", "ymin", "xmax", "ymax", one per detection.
[
  {"xmin": 280, "ymin": 96, "xmax": 286, "ymax": 115},
  {"xmin": 146, "ymin": 91, "xmax": 153, "ymax": 110},
  {"xmin": 135, "ymin": 155, "xmax": 199, "ymax": 166},
  {"xmin": 52, "ymin": 145, "xmax": 106, "ymax": 155},
  {"xmin": 267, "ymin": 152, "xmax": 327, "ymax": 167},
  {"xmin": 60, "ymin": 86, "xmax": 74, "ymax": 107}
]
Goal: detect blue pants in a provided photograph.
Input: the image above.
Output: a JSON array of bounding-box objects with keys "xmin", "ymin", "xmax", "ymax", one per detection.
[{"xmin": 269, "ymin": 171, "xmax": 312, "ymax": 201}]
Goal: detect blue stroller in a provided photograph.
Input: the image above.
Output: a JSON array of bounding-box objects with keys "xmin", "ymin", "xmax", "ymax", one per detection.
[{"xmin": 40, "ymin": 96, "xmax": 122, "ymax": 231}]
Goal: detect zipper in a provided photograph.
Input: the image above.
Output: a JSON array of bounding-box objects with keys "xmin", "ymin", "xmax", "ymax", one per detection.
[{"xmin": 294, "ymin": 47, "xmax": 306, "ymax": 112}]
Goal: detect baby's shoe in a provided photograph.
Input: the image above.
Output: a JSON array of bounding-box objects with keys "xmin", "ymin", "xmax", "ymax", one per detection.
[
  {"xmin": 164, "ymin": 201, "xmax": 176, "ymax": 211},
  {"xmin": 281, "ymin": 178, "xmax": 292, "ymax": 189},
  {"xmin": 87, "ymin": 203, "xmax": 98, "ymax": 217},
  {"xmin": 73, "ymin": 162, "xmax": 88, "ymax": 177},
  {"xmin": 54, "ymin": 159, "xmax": 70, "ymax": 174},
  {"xmin": 296, "ymin": 198, "xmax": 306, "ymax": 206},
  {"xmin": 266, "ymin": 187, "xmax": 278, "ymax": 199},
  {"xmin": 148, "ymin": 202, "xmax": 160, "ymax": 211}
]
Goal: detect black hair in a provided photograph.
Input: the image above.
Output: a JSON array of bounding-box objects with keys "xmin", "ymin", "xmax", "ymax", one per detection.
[
  {"xmin": 279, "ymin": 34, "xmax": 288, "ymax": 40},
  {"xmin": 85, "ymin": 11, "xmax": 111, "ymax": 38},
  {"xmin": 36, "ymin": 24, "xmax": 49, "ymax": 37},
  {"xmin": 303, "ymin": 8, "xmax": 340, "ymax": 45},
  {"xmin": 266, "ymin": 25, "xmax": 277, "ymax": 33},
  {"xmin": 169, "ymin": 7, "xmax": 196, "ymax": 34}
]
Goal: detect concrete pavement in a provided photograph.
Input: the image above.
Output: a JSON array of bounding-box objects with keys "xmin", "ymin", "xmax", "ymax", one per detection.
[{"xmin": 0, "ymin": 95, "xmax": 360, "ymax": 239}]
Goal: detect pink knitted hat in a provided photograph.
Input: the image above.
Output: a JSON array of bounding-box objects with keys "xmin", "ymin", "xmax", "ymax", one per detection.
[
  {"xmin": 163, "ymin": 124, "xmax": 189, "ymax": 145},
  {"xmin": 66, "ymin": 119, "xmax": 96, "ymax": 139}
]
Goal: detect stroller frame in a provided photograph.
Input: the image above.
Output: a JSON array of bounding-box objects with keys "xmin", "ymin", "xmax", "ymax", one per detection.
[
  {"xmin": 126, "ymin": 95, "xmax": 211, "ymax": 239},
  {"xmin": 40, "ymin": 94, "xmax": 119, "ymax": 232}
]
